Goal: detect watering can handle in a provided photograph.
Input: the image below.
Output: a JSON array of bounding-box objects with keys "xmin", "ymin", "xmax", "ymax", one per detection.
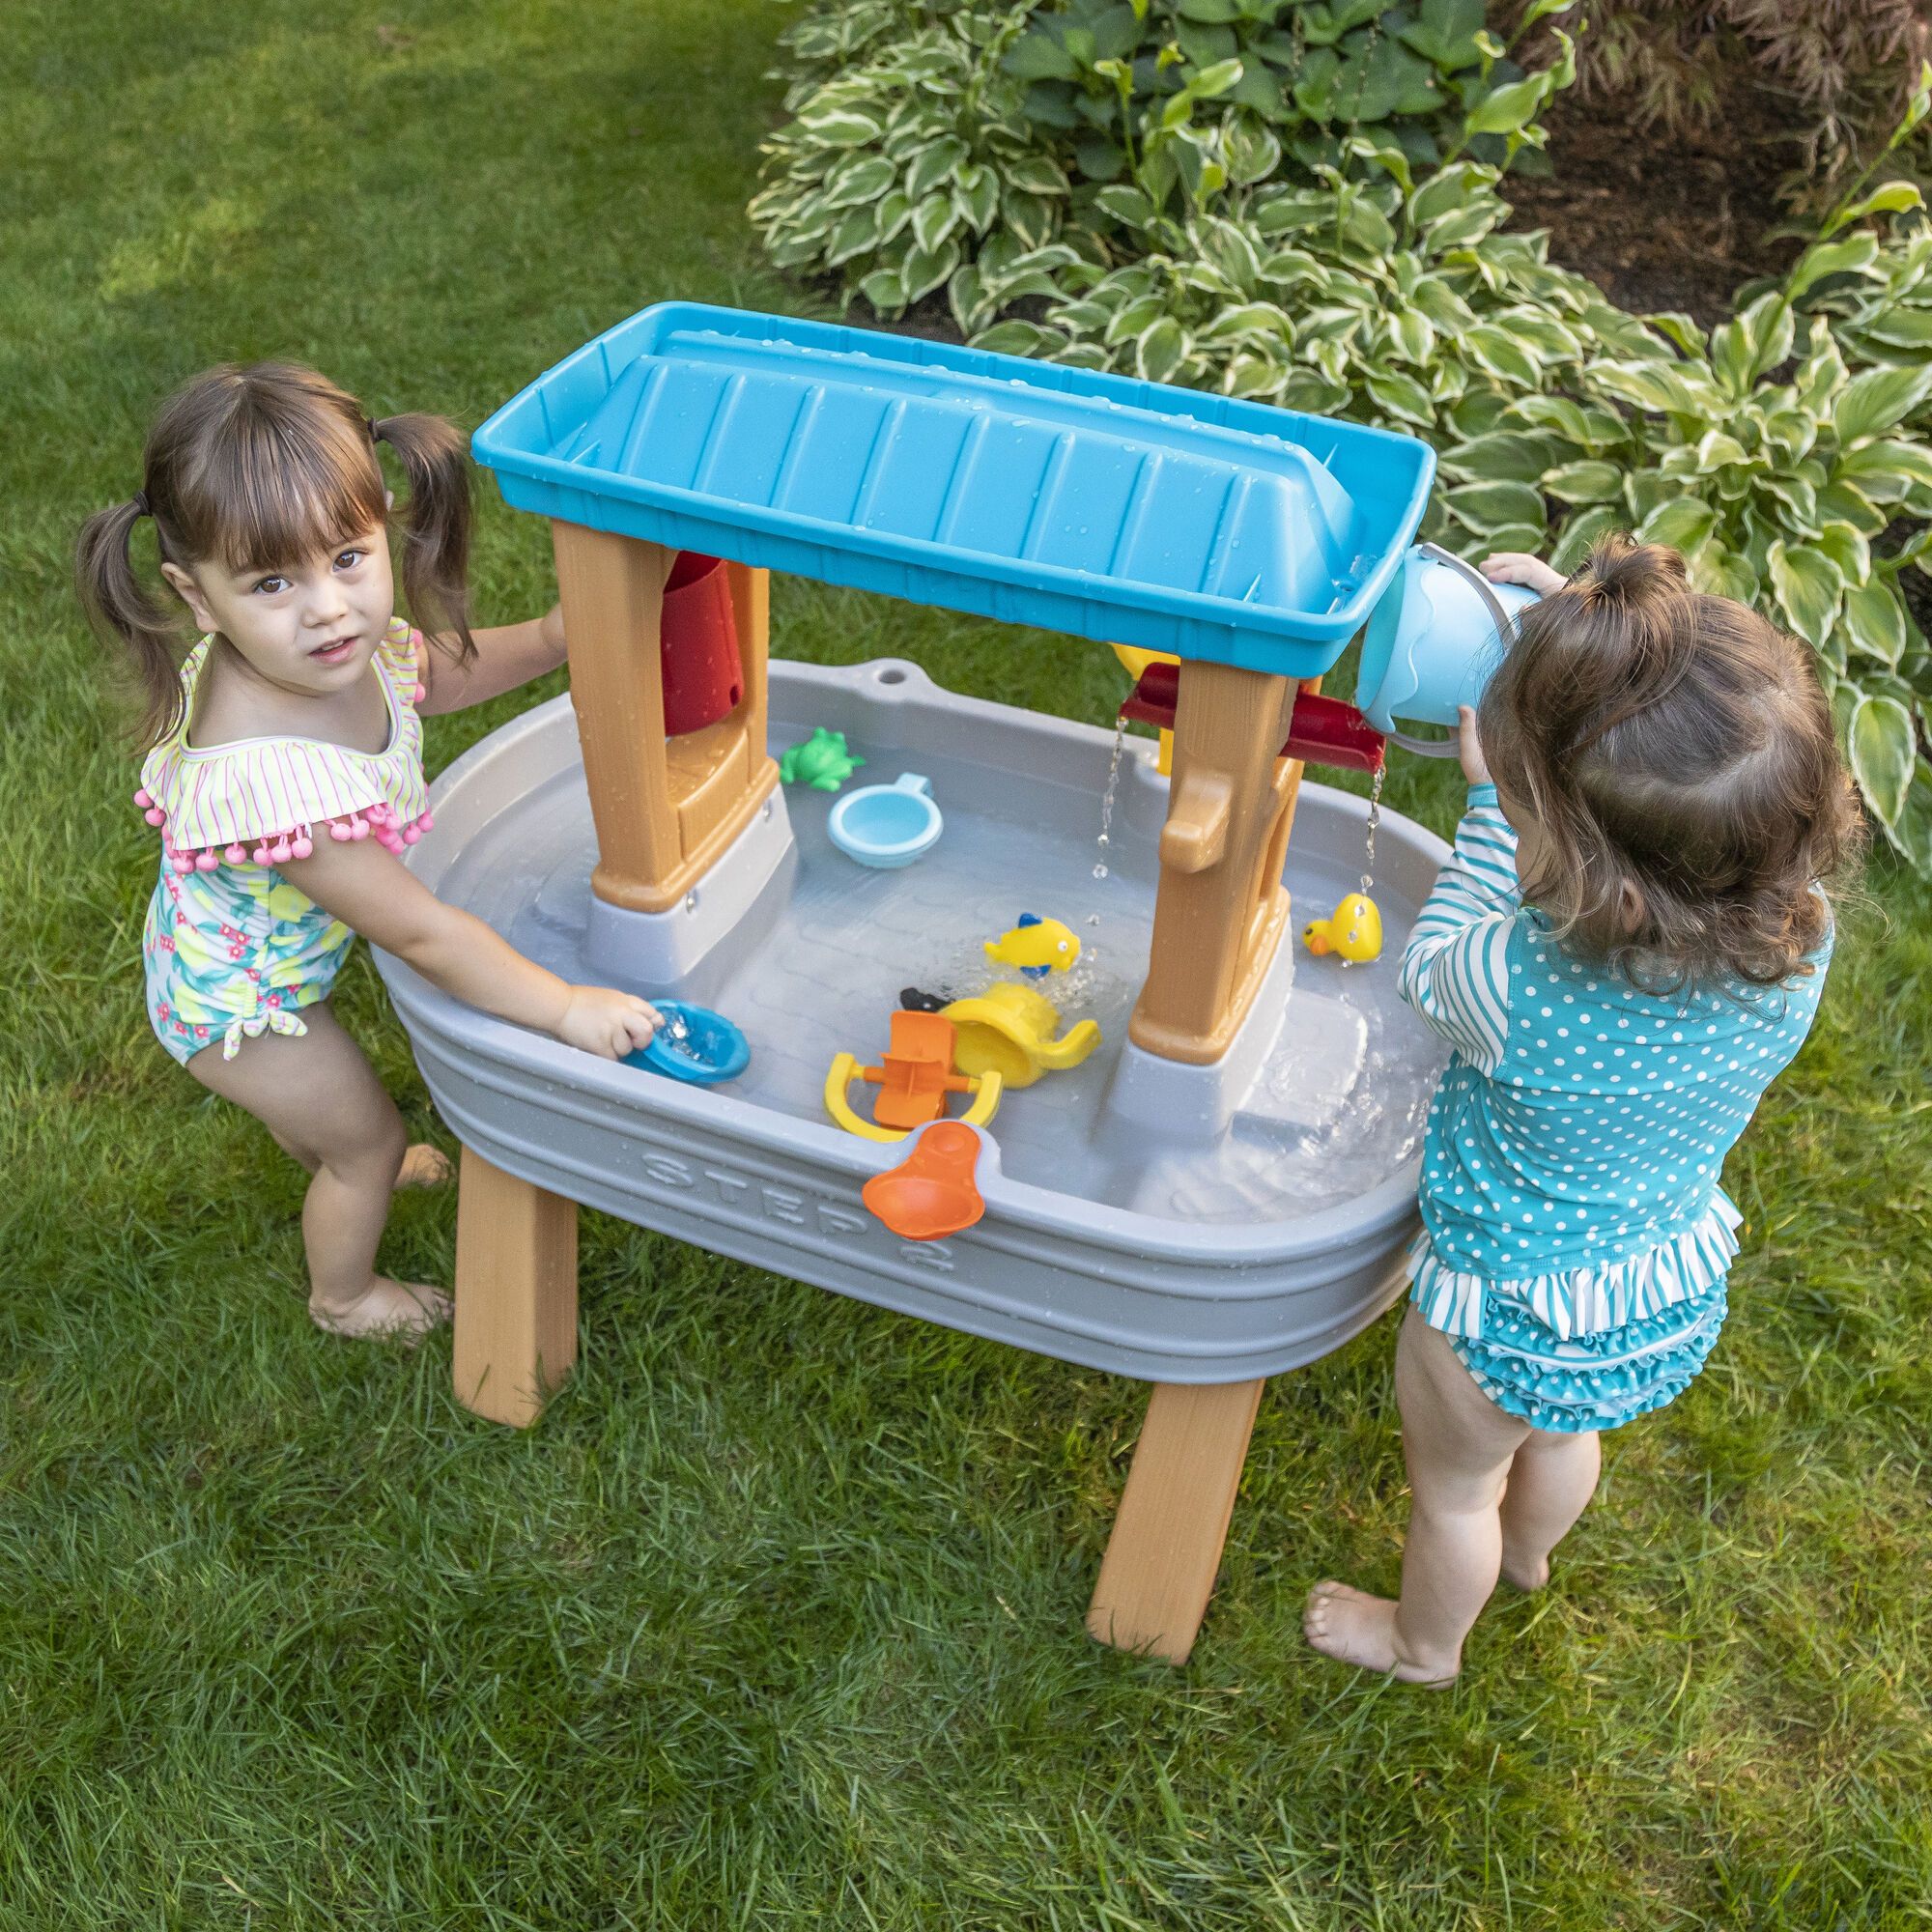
[{"xmin": 1387, "ymin": 545, "xmax": 1523, "ymax": 758}]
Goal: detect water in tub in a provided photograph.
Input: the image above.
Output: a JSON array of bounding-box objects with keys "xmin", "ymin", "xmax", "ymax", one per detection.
[{"xmin": 469, "ymin": 694, "xmax": 1447, "ymax": 1227}]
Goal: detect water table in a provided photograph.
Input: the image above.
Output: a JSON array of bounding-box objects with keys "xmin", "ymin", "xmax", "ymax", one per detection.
[{"xmin": 375, "ymin": 303, "xmax": 1456, "ymax": 1663}]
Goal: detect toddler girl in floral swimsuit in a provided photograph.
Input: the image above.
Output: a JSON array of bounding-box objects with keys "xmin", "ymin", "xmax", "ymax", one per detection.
[{"xmin": 79, "ymin": 363, "xmax": 660, "ymax": 1339}]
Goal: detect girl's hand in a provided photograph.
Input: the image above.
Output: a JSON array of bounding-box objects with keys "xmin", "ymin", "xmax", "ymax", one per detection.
[
  {"xmin": 1458, "ymin": 705, "xmax": 1492, "ymax": 787},
  {"xmin": 557, "ymin": 985, "xmax": 661, "ymax": 1059},
  {"xmin": 1482, "ymin": 552, "xmax": 1567, "ymax": 596}
]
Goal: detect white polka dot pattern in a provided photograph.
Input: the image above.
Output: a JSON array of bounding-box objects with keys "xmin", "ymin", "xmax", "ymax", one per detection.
[{"xmin": 1397, "ymin": 787, "xmax": 1832, "ymax": 1344}]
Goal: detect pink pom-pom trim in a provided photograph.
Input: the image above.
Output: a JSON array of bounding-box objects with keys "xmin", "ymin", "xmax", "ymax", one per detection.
[
  {"xmin": 291, "ymin": 834, "xmax": 313, "ymax": 859},
  {"xmin": 144, "ymin": 807, "xmax": 165, "ymax": 826},
  {"xmin": 134, "ymin": 787, "xmax": 153, "ymax": 809},
  {"xmin": 329, "ymin": 821, "xmax": 353, "ymax": 842}
]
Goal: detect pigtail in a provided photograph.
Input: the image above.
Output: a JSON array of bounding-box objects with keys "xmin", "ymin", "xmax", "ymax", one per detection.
[
  {"xmin": 75, "ymin": 493, "xmax": 187, "ymax": 749},
  {"xmin": 372, "ymin": 412, "xmax": 476, "ymax": 669}
]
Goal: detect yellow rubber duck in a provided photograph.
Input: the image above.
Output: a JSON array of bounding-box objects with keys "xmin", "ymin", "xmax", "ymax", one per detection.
[
  {"xmin": 983, "ymin": 914, "xmax": 1081, "ymax": 979},
  {"xmin": 1302, "ymin": 892, "xmax": 1383, "ymax": 964}
]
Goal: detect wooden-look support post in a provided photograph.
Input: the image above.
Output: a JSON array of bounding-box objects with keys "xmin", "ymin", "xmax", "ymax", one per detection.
[
  {"xmin": 452, "ymin": 1146, "xmax": 580, "ymax": 1428},
  {"xmin": 724, "ymin": 557, "xmax": 770, "ymax": 759},
  {"xmin": 1087, "ymin": 1378, "xmax": 1267, "ymax": 1664},
  {"xmin": 550, "ymin": 522, "xmax": 678, "ymax": 909},
  {"xmin": 1129, "ymin": 661, "xmax": 1306, "ymax": 1065},
  {"xmin": 550, "ymin": 521, "xmax": 777, "ymax": 915}
]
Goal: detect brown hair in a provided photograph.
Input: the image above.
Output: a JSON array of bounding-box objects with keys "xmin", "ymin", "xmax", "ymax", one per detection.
[
  {"xmin": 76, "ymin": 362, "xmax": 475, "ymax": 747},
  {"xmin": 1477, "ymin": 534, "xmax": 1864, "ymax": 991}
]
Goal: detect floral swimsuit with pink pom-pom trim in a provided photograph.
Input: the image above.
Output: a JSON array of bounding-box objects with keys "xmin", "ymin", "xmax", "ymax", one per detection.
[{"xmin": 136, "ymin": 616, "xmax": 434, "ymax": 1066}]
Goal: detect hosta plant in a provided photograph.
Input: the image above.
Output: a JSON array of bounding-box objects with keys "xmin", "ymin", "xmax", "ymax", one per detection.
[
  {"xmin": 1003, "ymin": 0, "xmax": 1576, "ymax": 188},
  {"xmin": 1525, "ymin": 323, "xmax": 1932, "ymax": 867},
  {"xmin": 751, "ymin": 0, "xmax": 1577, "ymax": 315},
  {"xmin": 1462, "ymin": 78, "xmax": 1932, "ymax": 867},
  {"xmin": 750, "ymin": 6, "xmax": 1072, "ymax": 318}
]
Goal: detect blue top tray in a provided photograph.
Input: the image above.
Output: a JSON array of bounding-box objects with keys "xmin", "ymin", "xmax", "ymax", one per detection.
[{"xmin": 472, "ymin": 302, "xmax": 1435, "ymax": 678}]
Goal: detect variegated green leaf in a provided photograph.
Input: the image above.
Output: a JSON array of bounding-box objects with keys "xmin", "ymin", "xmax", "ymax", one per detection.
[
  {"xmin": 1635, "ymin": 497, "xmax": 1719, "ymax": 554},
  {"xmin": 1363, "ymin": 367, "xmax": 1438, "ymax": 427},
  {"xmin": 1543, "ymin": 460, "xmax": 1623, "ymax": 503},
  {"xmin": 1833, "ymin": 363, "xmax": 1932, "ymax": 446},
  {"xmin": 1548, "ymin": 504, "xmax": 1622, "ymax": 573},
  {"xmin": 1848, "ymin": 691, "xmax": 1916, "ymax": 824},
  {"xmin": 796, "ymin": 108, "xmax": 885, "ymax": 147},
  {"xmin": 1137, "ymin": 316, "xmax": 1189, "ymax": 384},
  {"xmin": 1833, "ymin": 438, "xmax": 1932, "ymax": 500},
  {"xmin": 905, "ymin": 136, "xmax": 970, "ymax": 201},
  {"xmin": 1817, "ymin": 521, "xmax": 1871, "ymax": 588},
  {"xmin": 1441, "ymin": 480, "xmax": 1546, "ymax": 533},
  {"xmin": 1463, "ymin": 324, "xmax": 1542, "ymax": 386},
  {"xmin": 1844, "ymin": 580, "xmax": 1908, "ymax": 667},
  {"xmin": 1768, "ymin": 540, "xmax": 1844, "ymax": 651}
]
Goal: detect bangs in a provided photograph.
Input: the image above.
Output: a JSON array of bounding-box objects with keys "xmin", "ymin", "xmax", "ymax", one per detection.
[{"xmin": 183, "ymin": 396, "xmax": 386, "ymax": 575}]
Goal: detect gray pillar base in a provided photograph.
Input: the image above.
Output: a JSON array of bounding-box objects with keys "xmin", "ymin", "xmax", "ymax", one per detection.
[
  {"xmin": 582, "ymin": 788, "xmax": 798, "ymax": 1004},
  {"xmin": 1101, "ymin": 933, "xmax": 1369, "ymax": 1144}
]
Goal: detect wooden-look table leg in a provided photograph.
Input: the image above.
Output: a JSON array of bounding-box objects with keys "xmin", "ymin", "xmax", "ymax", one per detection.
[
  {"xmin": 1087, "ymin": 1378, "xmax": 1266, "ymax": 1664},
  {"xmin": 452, "ymin": 1145, "xmax": 580, "ymax": 1428}
]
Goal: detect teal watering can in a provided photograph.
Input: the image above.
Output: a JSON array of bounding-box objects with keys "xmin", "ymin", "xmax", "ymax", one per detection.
[{"xmin": 1354, "ymin": 544, "xmax": 1543, "ymax": 756}]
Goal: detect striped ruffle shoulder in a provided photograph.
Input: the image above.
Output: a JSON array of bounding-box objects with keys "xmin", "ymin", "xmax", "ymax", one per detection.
[{"xmin": 134, "ymin": 617, "xmax": 432, "ymax": 872}]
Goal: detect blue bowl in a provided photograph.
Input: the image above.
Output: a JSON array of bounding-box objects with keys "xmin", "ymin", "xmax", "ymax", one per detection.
[
  {"xmin": 827, "ymin": 772, "xmax": 943, "ymax": 868},
  {"xmin": 623, "ymin": 1000, "xmax": 750, "ymax": 1086}
]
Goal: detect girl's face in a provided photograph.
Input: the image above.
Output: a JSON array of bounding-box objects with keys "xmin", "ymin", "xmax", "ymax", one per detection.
[
  {"xmin": 161, "ymin": 522, "xmax": 395, "ymax": 700},
  {"xmin": 1493, "ymin": 781, "xmax": 1551, "ymax": 895}
]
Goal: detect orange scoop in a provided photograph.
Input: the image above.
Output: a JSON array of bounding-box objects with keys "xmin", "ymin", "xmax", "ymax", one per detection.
[{"xmin": 862, "ymin": 1122, "xmax": 986, "ymax": 1241}]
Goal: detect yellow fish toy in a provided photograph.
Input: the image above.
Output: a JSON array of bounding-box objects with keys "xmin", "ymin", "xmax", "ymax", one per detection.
[
  {"xmin": 1302, "ymin": 892, "xmax": 1383, "ymax": 965},
  {"xmin": 983, "ymin": 913, "xmax": 1081, "ymax": 980}
]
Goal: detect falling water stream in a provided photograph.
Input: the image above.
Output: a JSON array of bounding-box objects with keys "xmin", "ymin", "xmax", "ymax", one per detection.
[
  {"xmin": 1360, "ymin": 760, "xmax": 1385, "ymax": 895},
  {"xmin": 1088, "ymin": 715, "xmax": 1129, "ymax": 926}
]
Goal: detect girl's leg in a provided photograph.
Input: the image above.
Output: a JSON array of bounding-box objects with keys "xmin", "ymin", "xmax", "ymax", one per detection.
[
  {"xmin": 185, "ymin": 1006, "xmax": 450, "ymax": 1338},
  {"xmin": 266, "ymin": 1127, "xmax": 451, "ymax": 1188},
  {"xmin": 1305, "ymin": 1308, "xmax": 1529, "ymax": 1685},
  {"xmin": 1499, "ymin": 1427, "xmax": 1601, "ymax": 1591}
]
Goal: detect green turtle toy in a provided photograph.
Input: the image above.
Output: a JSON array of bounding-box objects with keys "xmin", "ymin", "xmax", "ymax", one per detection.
[{"xmin": 780, "ymin": 727, "xmax": 866, "ymax": 792}]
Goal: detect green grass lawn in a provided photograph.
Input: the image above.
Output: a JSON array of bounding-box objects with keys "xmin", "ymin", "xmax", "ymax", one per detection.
[{"xmin": 4, "ymin": 3, "xmax": 1930, "ymax": 1924}]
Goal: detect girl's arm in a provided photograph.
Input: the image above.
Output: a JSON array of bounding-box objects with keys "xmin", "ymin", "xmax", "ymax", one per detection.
[
  {"xmin": 280, "ymin": 832, "xmax": 659, "ymax": 1058},
  {"xmin": 1396, "ymin": 710, "xmax": 1520, "ymax": 1073},
  {"xmin": 415, "ymin": 605, "xmax": 566, "ymax": 716}
]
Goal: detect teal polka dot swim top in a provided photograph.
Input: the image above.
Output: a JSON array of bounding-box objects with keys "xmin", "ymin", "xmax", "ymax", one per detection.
[{"xmin": 1399, "ymin": 785, "xmax": 1832, "ymax": 1345}]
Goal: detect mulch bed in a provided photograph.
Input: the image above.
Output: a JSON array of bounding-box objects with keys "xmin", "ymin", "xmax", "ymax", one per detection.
[{"xmin": 1507, "ymin": 86, "xmax": 1810, "ymax": 326}]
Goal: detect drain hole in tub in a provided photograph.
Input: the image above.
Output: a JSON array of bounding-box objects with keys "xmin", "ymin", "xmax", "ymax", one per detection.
[{"xmin": 877, "ymin": 666, "xmax": 908, "ymax": 685}]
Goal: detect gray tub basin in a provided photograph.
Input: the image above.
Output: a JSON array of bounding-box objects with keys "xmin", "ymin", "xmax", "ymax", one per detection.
[{"xmin": 376, "ymin": 657, "xmax": 1450, "ymax": 1383}]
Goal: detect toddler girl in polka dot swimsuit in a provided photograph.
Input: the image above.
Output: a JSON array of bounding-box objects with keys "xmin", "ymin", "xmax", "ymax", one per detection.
[
  {"xmin": 1305, "ymin": 535, "xmax": 1862, "ymax": 1687},
  {"xmin": 78, "ymin": 363, "xmax": 661, "ymax": 1342}
]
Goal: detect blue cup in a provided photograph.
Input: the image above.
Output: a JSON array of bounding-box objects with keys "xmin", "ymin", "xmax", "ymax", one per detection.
[
  {"xmin": 827, "ymin": 772, "xmax": 943, "ymax": 868},
  {"xmin": 1355, "ymin": 544, "xmax": 1542, "ymax": 755}
]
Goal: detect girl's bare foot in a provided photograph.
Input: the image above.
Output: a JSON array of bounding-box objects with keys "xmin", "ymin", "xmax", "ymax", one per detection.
[
  {"xmin": 1499, "ymin": 1547, "xmax": 1550, "ymax": 1592},
  {"xmin": 1303, "ymin": 1581, "xmax": 1459, "ymax": 1687},
  {"xmin": 396, "ymin": 1143, "xmax": 452, "ymax": 1188},
  {"xmin": 310, "ymin": 1275, "xmax": 452, "ymax": 1341}
]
